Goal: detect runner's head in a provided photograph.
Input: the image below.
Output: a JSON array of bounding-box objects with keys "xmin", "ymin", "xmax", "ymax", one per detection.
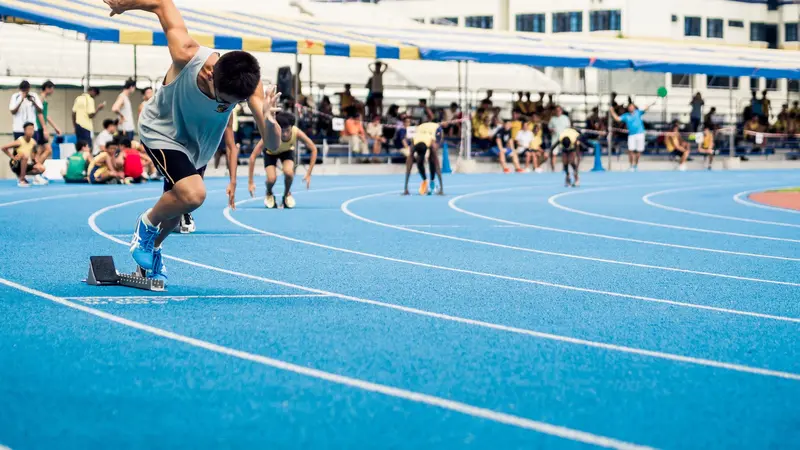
[
  {"xmin": 105, "ymin": 139, "xmax": 120, "ymax": 156},
  {"xmin": 212, "ymin": 51, "xmax": 261, "ymax": 104},
  {"xmin": 276, "ymin": 111, "xmax": 295, "ymax": 141},
  {"xmin": 561, "ymin": 136, "xmax": 572, "ymax": 149}
]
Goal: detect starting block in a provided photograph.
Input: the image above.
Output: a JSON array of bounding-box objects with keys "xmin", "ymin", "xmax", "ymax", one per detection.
[{"xmin": 85, "ymin": 256, "xmax": 165, "ymax": 291}]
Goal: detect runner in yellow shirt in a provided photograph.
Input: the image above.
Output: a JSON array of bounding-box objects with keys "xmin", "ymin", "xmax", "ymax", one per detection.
[{"xmin": 403, "ymin": 122, "xmax": 444, "ymax": 196}]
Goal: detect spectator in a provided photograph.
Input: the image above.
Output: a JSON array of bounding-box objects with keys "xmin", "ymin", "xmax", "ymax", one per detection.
[
  {"xmin": 131, "ymin": 140, "xmax": 159, "ymax": 180},
  {"xmin": 480, "ymin": 90, "xmax": 493, "ymax": 108},
  {"xmin": 610, "ymin": 103, "xmax": 650, "ymax": 171},
  {"xmin": 587, "ymin": 106, "xmax": 604, "ymax": 131},
  {"xmin": 367, "ymin": 61, "xmax": 387, "ymax": 117},
  {"xmin": 492, "ymin": 120, "xmax": 523, "ymax": 173},
  {"xmin": 1, "ymin": 122, "xmax": 47, "ymax": 187},
  {"xmin": 665, "ymin": 122, "xmax": 690, "ymax": 171},
  {"xmin": 414, "ymin": 99, "xmax": 434, "ymax": 122},
  {"xmin": 366, "ymin": 115, "xmax": 385, "ymax": 156},
  {"xmin": 513, "ymin": 92, "xmax": 524, "ymax": 114},
  {"xmin": 515, "ymin": 121, "xmax": 542, "ymax": 172},
  {"xmin": 119, "ymin": 138, "xmax": 150, "ymax": 183},
  {"xmin": 703, "ymin": 107, "xmax": 717, "ymax": 130},
  {"xmin": 791, "ymin": 100, "xmax": 800, "ymax": 117},
  {"xmin": 35, "ymin": 80, "xmax": 62, "ymax": 164},
  {"xmin": 689, "ymin": 93, "xmax": 704, "ymax": 132},
  {"xmin": 138, "ymin": 87, "xmax": 153, "ymax": 117},
  {"xmin": 9, "ymin": 80, "xmax": 43, "ymax": 140},
  {"xmin": 93, "ymin": 119, "xmax": 118, "ymax": 156},
  {"xmin": 474, "ymin": 114, "xmax": 492, "ymax": 150},
  {"xmin": 510, "ymin": 111, "xmax": 524, "ymax": 141},
  {"xmin": 337, "ymin": 84, "xmax": 356, "ymax": 113},
  {"xmin": 698, "ymin": 124, "xmax": 717, "ymax": 170},
  {"xmin": 548, "ymin": 106, "xmax": 571, "ymax": 171},
  {"xmin": 760, "ymin": 90, "xmax": 771, "ymax": 124},
  {"xmin": 87, "ymin": 139, "xmax": 125, "ymax": 184},
  {"xmin": 112, "ymin": 79, "xmax": 137, "ymax": 141},
  {"xmin": 317, "ymin": 96, "xmax": 334, "ymax": 138},
  {"xmin": 73, "ymin": 87, "xmax": 105, "ymax": 147},
  {"xmin": 745, "ymin": 115, "xmax": 764, "ymax": 141},
  {"xmin": 442, "ymin": 102, "xmax": 461, "ymax": 137},
  {"xmin": 522, "ymin": 92, "xmax": 535, "ymax": 118},
  {"xmin": 534, "ymin": 92, "xmax": 546, "ymax": 114},
  {"xmin": 394, "ymin": 116, "xmax": 412, "ymax": 152},
  {"xmin": 528, "ymin": 118, "xmax": 547, "ymax": 172},
  {"xmin": 750, "ymin": 90, "xmax": 763, "ymax": 122},
  {"xmin": 343, "ymin": 111, "xmax": 367, "ymax": 156},
  {"xmin": 63, "ymin": 140, "xmax": 91, "ymax": 183}
]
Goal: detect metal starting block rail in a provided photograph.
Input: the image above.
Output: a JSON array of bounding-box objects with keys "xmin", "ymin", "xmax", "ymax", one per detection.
[{"xmin": 85, "ymin": 256, "xmax": 165, "ymax": 292}]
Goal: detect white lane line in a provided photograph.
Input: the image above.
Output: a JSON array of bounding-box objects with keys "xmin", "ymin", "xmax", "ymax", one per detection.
[
  {"xmin": 0, "ymin": 187, "xmax": 161, "ymax": 208},
  {"xmin": 446, "ymin": 191, "xmax": 800, "ymax": 287},
  {"xmin": 446, "ymin": 187, "xmax": 800, "ymax": 262},
  {"xmin": 0, "ymin": 277, "xmax": 650, "ymax": 449},
  {"xmin": 91, "ymin": 195, "xmax": 800, "ymax": 381},
  {"xmin": 733, "ymin": 187, "xmax": 800, "ymax": 215},
  {"xmin": 110, "ymin": 233, "xmax": 262, "ymax": 238},
  {"xmin": 63, "ymin": 294, "xmax": 332, "ymax": 300},
  {"xmin": 549, "ymin": 186, "xmax": 800, "ymax": 244},
  {"xmin": 400, "ymin": 225, "xmax": 466, "ymax": 228},
  {"xmin": 642, "ymin": 185, "xmax": 800, "ymax": 228},
  {"xmin": 338, "ymin": 191, "xmax": 800, "ymax": 322}
]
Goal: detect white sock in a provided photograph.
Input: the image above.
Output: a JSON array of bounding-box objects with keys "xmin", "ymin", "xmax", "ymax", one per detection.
[{"xmin": 142, "ymin": 208, "xmax": 156, "ymax": 228}]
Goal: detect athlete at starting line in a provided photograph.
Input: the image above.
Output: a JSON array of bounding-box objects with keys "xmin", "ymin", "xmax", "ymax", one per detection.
[
  {"xmin": 403, "ymin": 121, "xmax": 445, "ymax": 196},
  {"xmin": 104, "ymin": 0, "xmax": 283, "ymax": 286}
]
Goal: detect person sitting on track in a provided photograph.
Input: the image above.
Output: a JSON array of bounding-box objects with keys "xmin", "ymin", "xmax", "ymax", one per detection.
[
  {"xmin": 514, "ymin": 121, "xmax": 536, "ymax": 172},
  {"xmin": 249, "ymin": 111, "xmax": 318, "ymax": 209},
  {"xmin": 119, "ymin": 138, "xmax": 151, "ymax": 183},
  {"xmin": 492, "ymin": 120, "xmax": 524, "ymax": 173},
  {"xmin": 87, "ymin": 138, "xmax": 125, "ymax": 184},
  {"xmin": 550, "ymin": 127, "xmax": 586, "ymax": 188},
  {"xmin": 62, "ymin": 140, "xmax": 91, "ymax": 183},
  {"xmin": 665, "ymin": 122, "xmax": 690, "ymax": 171},
  {"xmin": 698, "ymin": 124, "xmax": 717, "ymax": 170},
  {"xmin": 403, "ymin": 121, "xmax": 444, "ymax": 196},
  {"xmin": 1, "ymin": 122, "xmax": 47, "ymax": 187}
]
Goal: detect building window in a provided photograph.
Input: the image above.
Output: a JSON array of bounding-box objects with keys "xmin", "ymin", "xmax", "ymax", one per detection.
[
  {"xmin": 751, "ymin": 22, "xmax": 767, "ymax": 41},
  {"xmin": 684, "ymin": 17, "xmax": 701, "ymax": 37},
  {"xmin": 789, "ymin": 80, "xmax": 799, "ymax": 93},
  {"xmin": 728, "ymin": 20, "xmax": 744, "ymax": 28},
  {"xmin": 707, "ymin": 76, "xmax": 739, "ymax": 89},
  {"xmin": 671, "ymin": 15, "xmax": 678, "ymax": 23},
  {"xmin": 432, "ymin": 17, "xmax": 458, "ymax": 26},
  {"xmin": 589, "ymin": 10, "xmax": 621, "ymax": 32},
  {"xmin": 516, "ymin": 14, "xmax": 545, "ymax": 33},
  {"xmin": 671, "ymin": 74, "xmax": 691, "ymax": 88},
  {"xmin": 553, "ymin": 12, "xmax": 582, "ymax": 33},
  {"xmin": 707, "ymin": 18, "xmax": 723, "ymax": 38},
  {"xmin": 786, "ymin": 23, "xmax": 798, "ymax": 42},
  {"xmin": 767, "ymin": 0, "xmax": 778, "ymax": 11},
  {"xmin": 765, "ymin": 78, "xmax": 778, "ymax": 91},
  {"xmin": 465, "ymin": 16, "xmax": 493, "ymax": 29}
]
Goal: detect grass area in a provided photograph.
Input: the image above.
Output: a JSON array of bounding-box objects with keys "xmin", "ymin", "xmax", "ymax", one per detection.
[{"xmin": 767, "ymin": 187, "xmax": 800, "ymax": 193}]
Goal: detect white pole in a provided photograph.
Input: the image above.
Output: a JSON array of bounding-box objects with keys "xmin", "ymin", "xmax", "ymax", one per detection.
[{"xmin": 85, "ymin": 40, "xmax": 92, "ymax": 93}]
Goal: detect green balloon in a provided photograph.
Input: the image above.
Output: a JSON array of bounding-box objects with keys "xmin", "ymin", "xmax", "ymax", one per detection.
[{"xmin": 657, "ymin": 86, "xmax": 668, "ymax": 98}]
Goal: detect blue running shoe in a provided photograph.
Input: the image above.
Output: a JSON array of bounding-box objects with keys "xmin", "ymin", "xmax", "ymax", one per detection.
[
  {"xmin": 429, "ymin": 180, "xmax": 435, "ymax": 196},
  {"xmin": 148, "ymin": 247, "xmax": 168, "ymax": 284},
  {"xmin": 130, "ymin": 211, "xmax": 160, "ymax": 270}
]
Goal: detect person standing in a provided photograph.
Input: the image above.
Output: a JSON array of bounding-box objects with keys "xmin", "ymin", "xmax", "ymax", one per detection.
[
  {"xmin": 138, "ymin": 86, "xmax": 154, "ymax": 117},
  {"xmin": 72, "ymin": 87, "xmax": 105, "ymax": 147},
  {"xmin": 9, "ymin": 80, "xmax": 43, "ymax": 140},
  {"xmin": 610, "ymin": 102, "xmax": 653, "ymax": 171},
  {"xmin": 689, "ymin": 93, "xmax": 704, "ymax": 132},
  {"xmin": 367, "ymin": 61, "xmax": 387, "ymax": 118},
  {"xmin": 34, "ymin": 80, "xmax": 62, "ymax": 164},
  {"xmin": 112, "ymin": 79, "xmax": 137, "ymax": 141},
  {"xmin": 547, "ymin": 106, "xmax": 571, "ymax": 172}
]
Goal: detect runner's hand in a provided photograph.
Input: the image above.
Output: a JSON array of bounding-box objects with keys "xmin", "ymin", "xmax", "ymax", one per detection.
[
  {"xmin": 263, "ymin": 85, "xmax": 281, "ymax": 122},
  {"xmin": 303, "ymin": 173, "xmax": 311, "ymax": 190},
  {"xmin": 226, "ymin": 181, "xmax": 237, "ymax": 210},
  {"xmin": 248, "ymin": 181, "xmax": 256, "ymax": 198}
]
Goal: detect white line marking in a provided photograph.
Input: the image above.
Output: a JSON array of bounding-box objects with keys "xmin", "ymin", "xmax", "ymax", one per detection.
[
  {"xmin": 550, "ymin": 186, "xmax": 800, "ymax": 244},
  {"xmin": 110, "ymin": 233, "xmax": 262, "ymax": 238},
  {"xmin": 337, "ymin": 191, "xmax": 800, "ymax": 321},
  {"xmin": 451, "ymin": 187, "xmax": 800, "ymax": 262},
  {"xmin": 642, "ymin": 185, "xmax": 800, "ymax": 228},
  {"xmin": 64, "ymin": 294, "xmax": 331, "ymax": 300},
  {"xmin": 733, "ymin": 187, "xmax": 800, "ymax": 214},
  {"xmin": 91, "ymin": 192, "xmax": 800, "ymax": 380},
  {"xmin": 446, "ymin": 191, "xmax": 800, "ymax": 287},
  {"xmin": 0, "ymin": 187, "xmax": 161, "ymax": 208},
  {"xmin": 0, "ymin": 277, "xmax": 650, "ymax": 449},
  {"xmin": 399, "ymin": 225, "xmax": 466, "ymax": 228}
]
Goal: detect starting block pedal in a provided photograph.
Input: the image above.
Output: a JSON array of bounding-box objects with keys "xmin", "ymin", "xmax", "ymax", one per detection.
[{"xmin": 85, "ymin": 256, "xmax": 165, "ymax": 291}]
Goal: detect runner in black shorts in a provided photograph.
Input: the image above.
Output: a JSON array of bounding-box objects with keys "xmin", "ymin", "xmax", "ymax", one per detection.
[
  {"xmin": 248, "ymin": 112, "xmax": 318, "ymax": 209},
  {"xmin": 550, "ymin": 127, "xmax": 586, "ymax": 188}
]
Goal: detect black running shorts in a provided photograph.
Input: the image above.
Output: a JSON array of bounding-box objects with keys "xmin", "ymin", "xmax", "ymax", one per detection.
[
  {"xmin": 263, "ymin": 150, "xmax": 296, "ymax": 167},
  {"xmin": 143, "ymin": 145, "xmax": 206, "ymax": 192}
]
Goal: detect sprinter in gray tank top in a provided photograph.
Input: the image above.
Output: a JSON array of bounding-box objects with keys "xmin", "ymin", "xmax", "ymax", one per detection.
[{"xmin": 104, "ymin": 0, "xmax": 283, "ymax": 286}]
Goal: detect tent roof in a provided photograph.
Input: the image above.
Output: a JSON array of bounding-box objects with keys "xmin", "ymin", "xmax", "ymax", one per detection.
[
  {"xmin": 3, "ymin": 0, "xmax": 799, "ymax": 79},
  {"xmin": 0, "ymin": 0, "xmax": 420, "ymax": 60}
]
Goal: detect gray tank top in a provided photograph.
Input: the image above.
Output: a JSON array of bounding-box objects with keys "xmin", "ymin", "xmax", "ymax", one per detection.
[{"xmin": 139, "ymin": 47, "xmax": 233, "ymax": 168}]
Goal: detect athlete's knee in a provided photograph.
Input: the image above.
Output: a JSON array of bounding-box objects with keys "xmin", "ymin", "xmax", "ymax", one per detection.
[
  {"xmin": 266, "ymin": 171, "xmax": 278, "ymax": 184},
  {"xmin": 174, "ymin": 181, "xmax": 206, "ymax": 210}
]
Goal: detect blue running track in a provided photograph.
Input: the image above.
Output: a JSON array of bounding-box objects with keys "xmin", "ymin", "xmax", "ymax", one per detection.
[{"xmin": 0, "ymin": 170, "xmax": 798, "ymax": 449}]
